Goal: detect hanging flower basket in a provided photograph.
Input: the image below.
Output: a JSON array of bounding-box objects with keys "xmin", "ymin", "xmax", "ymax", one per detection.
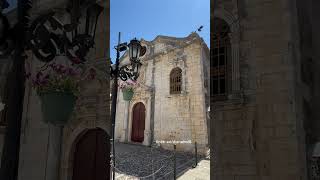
[
  {"xmin": 122, "ymin": 88, "xmax": 134, "ymax": 101},
  {"xmin": 26, "ymin": 57, "xmax": 97, "ymax": 126},
  {"xmin": 119, "ymin": 79, "xmax": 137, "ymax": 101},
  {"xmin": 40, "ymin": 92, "xmax": 76, "ymax": 126}
]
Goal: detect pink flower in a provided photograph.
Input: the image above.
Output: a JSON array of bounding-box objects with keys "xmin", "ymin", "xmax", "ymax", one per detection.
[
  {"xmin": 28, "ymin": 62, "xmax": 87, "ymax": 95},
  {"xmin": 118, "ymin": 80, "xmax": 136, "ymax": 90}
]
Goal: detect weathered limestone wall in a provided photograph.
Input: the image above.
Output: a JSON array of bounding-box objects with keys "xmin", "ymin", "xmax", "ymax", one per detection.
[
  {"xmin": 115, "ymin": 33, "xmax": 209, "ymax": 155},
  {"xmin": 153, "ymin": 42, "xmax": 208, "ymax": 153},
  {"xmin": 212, "ymin": 0, "xmax": 306, "ymax": 179},
  {"xmin": 115, "ymin": 91, "xmax": 126, "ymax": 140},
  {"xmin": 201, "ymin": 40, "xmax": 210, "ymax": 148}
]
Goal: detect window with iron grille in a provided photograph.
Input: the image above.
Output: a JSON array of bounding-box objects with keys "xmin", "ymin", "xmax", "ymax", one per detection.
[
  {"xmin": 170, "ymin": 67, "xmax": 182, "ymax": 94},
  {"xmin": 211, "ymin": 18, "xmax": 231, "ymax": 101}
]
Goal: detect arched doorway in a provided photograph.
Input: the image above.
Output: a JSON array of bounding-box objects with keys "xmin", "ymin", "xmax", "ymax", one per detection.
[
  {"xmin": 72, "ymin": 128, "xmax": 110, "ymax": 180},
  {"xmin": 131, "ymin": 102, "xmax": 145, "ymax": 143}
]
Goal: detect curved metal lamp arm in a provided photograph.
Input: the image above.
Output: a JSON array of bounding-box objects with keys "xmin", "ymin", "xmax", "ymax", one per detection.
[
  {"xmin": 110, "ymin": 61, "xmax": 141, "ymax": 82},
  {"xmin": 0, "ymin": 1, "xmax": 102, "ymax": 63},
  {"xmin": 118, "ymin": 62, "xmax": 141, "ymax": 81},
  {"xmin": 110, "ymin": 43, "xmax": 146, "ymax": 81}
]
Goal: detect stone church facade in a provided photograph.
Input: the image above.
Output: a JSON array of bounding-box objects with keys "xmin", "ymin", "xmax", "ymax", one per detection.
[
  {"xmin": 115, "ymin": 32, "xmax": 210, "ymax": 154},
  {"xmin": 211, "ymin": 0, "xmax": 320, "ymax": 180}
]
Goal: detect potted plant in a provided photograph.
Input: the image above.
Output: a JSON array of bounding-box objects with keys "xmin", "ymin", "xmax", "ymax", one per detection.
[
  {"xmin": 119, "ymin": 79, "xmax": 137, "ymax": 101},
  {"xmin": 27, "ymin": 61, "xmax": 96, "ymax": 125}
]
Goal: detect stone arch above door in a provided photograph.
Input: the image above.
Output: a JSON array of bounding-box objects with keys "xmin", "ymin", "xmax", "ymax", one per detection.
[{"xmin": 60, "ymin": 124, "xmax": 110, "ymax": 180}]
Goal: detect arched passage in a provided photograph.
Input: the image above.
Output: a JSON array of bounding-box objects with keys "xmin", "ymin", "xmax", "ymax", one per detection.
[{"xmin": 72, "ymin": 128, "xmax": 110, "ymax": 180}]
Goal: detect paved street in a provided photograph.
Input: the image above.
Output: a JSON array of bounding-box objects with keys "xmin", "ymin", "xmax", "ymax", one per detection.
[
  {"xmin": 177, "ymin": 160, "xmax": 210, "ymax": 180},
  {"xmin": 113, "ymin": 142, "xmax": 210, "ymax": 180}
]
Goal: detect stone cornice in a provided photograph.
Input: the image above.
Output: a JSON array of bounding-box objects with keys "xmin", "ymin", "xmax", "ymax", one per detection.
[
  {"xmin": 142, "ymin": 39, "xmax": 197, "ymax": 61},
  {"xmin": 120, "ymin": 32, "xmax": 209, "ymax": 63},
  {"xmin": 150, "ymin": 32, "xmax": 198, "ymax": 43}
]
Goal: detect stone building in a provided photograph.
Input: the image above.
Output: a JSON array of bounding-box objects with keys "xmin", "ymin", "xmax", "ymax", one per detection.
[
  {"xmin": 115, "ymin": 32, "xmax": 210, "ymax": 155},
  {"xmin": 0, "ymin": 0, "xmax": 111, "ymax": 180},
  {"xmin": 211, "ymin": 0, "xmax": 320, "ymax": 180}
]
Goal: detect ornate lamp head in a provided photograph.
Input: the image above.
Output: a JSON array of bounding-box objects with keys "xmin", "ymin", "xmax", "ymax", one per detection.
[
  {"xmin": 128, "ymin": 38, "xmax": 142, "ymax": 63},
  {"xmin": 85, "ymin": 4, "xmax": 103, "ymax": 39}
]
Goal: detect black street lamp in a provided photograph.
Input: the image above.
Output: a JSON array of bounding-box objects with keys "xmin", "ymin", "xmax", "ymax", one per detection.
[
  {"xmin": 128, "ymin": 38, "xmax": 142, "ymax": 62},
  {"xmin": 85, "ymin": 4, "xmax": 103, "ymax": 38},
  {"xmin": 0, "ymin": 0, "xmax": 103, "ymax": 179},
  {"xmin": 110, "ymin": 32, "xmax": 146, "ymax": 180}
]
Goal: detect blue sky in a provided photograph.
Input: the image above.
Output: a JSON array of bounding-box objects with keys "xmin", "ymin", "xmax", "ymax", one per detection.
[
  {"xmin": 3, "ymin": 0, "xmax": 17, "ymax": 13},
  {"xmin": 110, "ymin": 0, "xmax": 210, "ymax": 62}
]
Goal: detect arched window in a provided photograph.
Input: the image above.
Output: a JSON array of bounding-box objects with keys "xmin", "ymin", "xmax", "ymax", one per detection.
[
  {"xmin": 211, "ymin": 18, "xmax": 231, "ymax": 101},
  {"xmin": 170, "ymin": 67, "xmax": 182, "ymax": 94}
]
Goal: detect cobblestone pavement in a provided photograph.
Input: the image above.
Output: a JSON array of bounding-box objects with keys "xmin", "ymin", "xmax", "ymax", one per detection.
[
  {"xmin": 177, "ymin": 160, "xmax": 210, "ymax": 180},
  {"xmin": 113, "ymin": 142, "xmax": 209, "ymax": 180}
]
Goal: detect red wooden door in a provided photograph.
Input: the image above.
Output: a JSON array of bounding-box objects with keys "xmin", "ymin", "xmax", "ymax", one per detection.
[
  {"xmin": 72, "ymin": 129, "xmax": 110, "ymax": 180},
  {"xmin": 131, "ymin": 102, "xmax": 145, "ymax": 142}
]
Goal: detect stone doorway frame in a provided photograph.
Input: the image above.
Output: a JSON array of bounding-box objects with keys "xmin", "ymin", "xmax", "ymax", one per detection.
[
  {"xmin": 60, "ymin": 123, "xmax": 110, "ymax": 180},
  {"xmin": 128, "ymin": 100, "xmax": 151, "ymax": 146},
  {"xmin": 130, "ymin": 102, "xmax": 146, "ymax": 143}
]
